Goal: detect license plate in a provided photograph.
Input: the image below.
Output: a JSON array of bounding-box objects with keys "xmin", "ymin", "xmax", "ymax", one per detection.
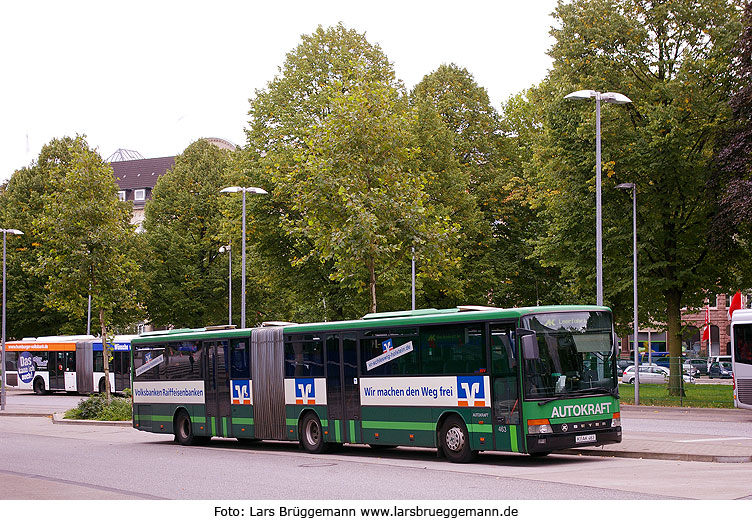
[{"xmin": 576, "ymin": 434, "xmax": 597, "ymax": 444}]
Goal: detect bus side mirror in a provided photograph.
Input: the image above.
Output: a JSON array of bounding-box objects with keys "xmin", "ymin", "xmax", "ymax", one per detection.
[{"xmin": 520, "ymin": 333, "xmax": 539, "ymax": 360}]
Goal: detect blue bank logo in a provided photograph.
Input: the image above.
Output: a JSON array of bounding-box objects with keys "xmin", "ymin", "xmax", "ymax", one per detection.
[
  {"xmin": 457, "ymin": 376, "xmax": 486, "ymax": 407},
  {"xmin": 231, "ymin": 380, "xmax": 251, "ymax": 405},
  {"xmin": 295, "ymin": 378, "xmax": 315, "ymax": 405},
  {"xmin": 382, "ymin": 338, "xmax": 394, "ymax": 353}
]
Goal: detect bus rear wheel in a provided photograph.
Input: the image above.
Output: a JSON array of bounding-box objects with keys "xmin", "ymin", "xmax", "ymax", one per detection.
[
  {"xmin": 98, "ymin": 378, "xmax": 107, "ymax": 393},
  {"xmin": 300, "ymin": 412, "xmax": 327, "ymax": 454},
  {"xmin": 440, "ymin": 415, "xmax": 478, "ymax": 463},
  {"xmin": 33, "ymin": 378, "xmax": 46, "ymax": 395}
]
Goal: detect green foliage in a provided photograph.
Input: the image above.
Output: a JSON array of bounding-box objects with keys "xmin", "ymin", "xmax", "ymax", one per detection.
[
  {"xmin": 280, "ymin": 77, "xmax": 457, "ymax": 313},
  {"xmin": 142, "ymin": 139, "xmax": 238, "ymax": 328},
  {"xmin": 411, "ymin": 65, "xmax": 561, "ymax": 308},
  {"xmin": 32, "ymin": 136, "xmax": 140, "ymax": 322},
  {"xmin": 30, "ymin": 135, "xmax": 143, "ymax": 399},
  {"xmin": 245, "ymin": 24, "xmax": 455, "ymax": 317},
  {"xmin": 64, "ymin": 393, "xmax": 132, "ymax": 421},
  {"xmin": 0, "ymin": 138, "xmax": 92, "ymax": 337},
  {"xmin": 531, "ymin": 0, "xmax": 744, "ymax": 381},
  {"xmin": 713, "ymin": 1, "xmax": 752, "ymax": 282}
]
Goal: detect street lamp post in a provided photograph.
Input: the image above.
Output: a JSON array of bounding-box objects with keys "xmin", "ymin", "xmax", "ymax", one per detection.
[
  {"xmin": 616, "ymin": 182, "xmax": 639, "ymax": 405},
  {"xmin": 411, "ymin": 247, "xmax": 416, "ymax": 311},
  {"xmin": 1, "ymin": 228, "xmax": 23, "ymax": 411},
  {"xmin": 565, "ymin": 90, "xmax": 632, "ymax": 306},
  {"xmin": 220, "ymin": 186, "xmax": 267, "ymax": 329},
  {"xmin": 219, "ymin": 244, "xmax": 232, "ymax": 325}
]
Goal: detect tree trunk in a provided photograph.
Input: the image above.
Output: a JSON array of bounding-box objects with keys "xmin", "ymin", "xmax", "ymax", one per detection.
[
  {"xmin": 665, "ymin": 289, "xmax": 685, "ymax": 397},
  {"xmin": 100, "ymin": 307, "xmax": 112, "ymax": 404}
]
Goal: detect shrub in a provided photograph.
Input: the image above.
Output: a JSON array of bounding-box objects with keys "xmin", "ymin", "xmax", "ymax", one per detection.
[{"xmin": 64, "ymin": 393, "xmax": 132, "ymax": 421}]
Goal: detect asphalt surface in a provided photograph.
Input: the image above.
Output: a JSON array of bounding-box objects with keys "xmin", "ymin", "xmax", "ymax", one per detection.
[{"xmin": 2, "ymin": 390, "xmax": 751, "ymax": 463}]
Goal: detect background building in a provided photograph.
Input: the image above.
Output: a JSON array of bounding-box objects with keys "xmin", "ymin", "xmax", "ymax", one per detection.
[{"xmin": 108, "ymin": 138, "xmax": 235, "ymax": 230}]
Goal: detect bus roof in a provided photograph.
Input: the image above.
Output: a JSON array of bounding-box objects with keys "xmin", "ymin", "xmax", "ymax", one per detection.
[
  {"xmin": 132, "ymin": 305, "xmax": 611, "ymax": 344},
  {"xmin": 732, "ymin": 309, "xmax": 752, "ymax": 324}
]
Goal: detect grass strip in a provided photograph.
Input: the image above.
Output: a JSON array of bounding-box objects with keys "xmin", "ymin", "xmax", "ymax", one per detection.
[{"xmin": 618, "ymin": 383, "xmax": 734, "ymax": 409}]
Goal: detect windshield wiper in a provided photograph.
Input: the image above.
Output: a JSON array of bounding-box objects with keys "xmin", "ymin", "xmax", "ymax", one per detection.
[
  {"xmin": 537, "ymin": 393, "xmax": 567, "ymax": 406},
  {"xmin": 574, "ymin": 387, "xmax": 619, "ymax": 399}
]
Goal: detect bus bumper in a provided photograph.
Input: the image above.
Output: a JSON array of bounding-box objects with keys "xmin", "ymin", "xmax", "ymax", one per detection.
[{"xmin": 525, "ymin": 427, "xmax": 622, "ymax": 454}]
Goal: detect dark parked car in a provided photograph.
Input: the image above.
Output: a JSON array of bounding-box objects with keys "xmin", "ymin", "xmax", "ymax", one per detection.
[
  {"xmin": 708, "ymin": 361, "xmax": 733, "ymax": 379},
  {"xmin": 686, "ymin": 358, "xmax": 709, "ymax": 376},
  {"xmin": 617, "ymin": 359, "xmax": 634, "ymax": 374}
]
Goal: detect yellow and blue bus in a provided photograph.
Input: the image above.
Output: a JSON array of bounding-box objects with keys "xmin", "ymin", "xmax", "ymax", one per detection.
[{"xmin": 130, "ymin": 305, "xmax": 622, "ymax": 461}]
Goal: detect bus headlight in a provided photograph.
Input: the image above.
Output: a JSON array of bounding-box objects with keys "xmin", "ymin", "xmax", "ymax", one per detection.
[
  {"xmin": 528, "ymin": 419, "xmax": 553, "ymax": 434},
  {"xmin": 611, "ymin": 412, "xmax": 621, "ymax": 428}
]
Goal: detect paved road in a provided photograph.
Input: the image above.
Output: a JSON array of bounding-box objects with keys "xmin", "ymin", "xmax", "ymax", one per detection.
[
  {"xmin": 2, "ymin": 390, "xmax": 752, "ymax": 501},
  {"xmin": 1, "ymin": 413, "xmax": 751, "ymax": 500}
]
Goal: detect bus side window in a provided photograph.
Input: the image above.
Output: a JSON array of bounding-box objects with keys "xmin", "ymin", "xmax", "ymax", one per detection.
[
  {"xmin": 65, "ymin": 351, "xmax": 76, "ymax": 372},
  {"xmin": 5, "ymin": 353, "xmax": 17, "ymax": 371},
  {"xmin": 420, "ymin": 324, "xmax": 485, "ymax": 375},
  {"xmin": 230, "ymin": 338, "xmax": 250, "ymax": 379},
  {"xmin": 284, "ymin": 336, "xmax": 324, "ymax": 378}
]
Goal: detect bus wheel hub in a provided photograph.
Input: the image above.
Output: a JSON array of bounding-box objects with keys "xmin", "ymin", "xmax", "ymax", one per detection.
[{"xmin": 446, "ymin": 426, "xmax": 464, "ymax": 451}]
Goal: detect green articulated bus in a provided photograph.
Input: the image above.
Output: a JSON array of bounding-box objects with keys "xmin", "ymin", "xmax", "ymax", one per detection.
[{"xmin": 130, "ymin": 305, "xmax": 622, "ymax": 462}]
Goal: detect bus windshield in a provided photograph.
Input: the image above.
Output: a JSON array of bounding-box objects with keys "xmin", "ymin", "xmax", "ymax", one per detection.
[{"xmin": 521, "ymin": 311, "xmax": 617, "ymax": 400}]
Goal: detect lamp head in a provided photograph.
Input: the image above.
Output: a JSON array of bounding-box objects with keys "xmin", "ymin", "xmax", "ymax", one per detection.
[
  {"xmin": 220, "ymin": 186, "xmax": 267, "ymax": 195},
  {"xmin": 564, "ymin": 90, "xmax": 597, "ymax": 101},
  {"xmin": 601, "ymin": 92, "xmax": 632, "ymax": 104},
  {"xmin": 615, "ymin": 183, "xmax": 635, "ymax": 190}
]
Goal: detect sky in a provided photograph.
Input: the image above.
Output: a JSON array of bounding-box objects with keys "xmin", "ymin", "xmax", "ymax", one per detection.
[{"xmin": 0, "ymin": 0, "xmax": 560, "ymax": 182}]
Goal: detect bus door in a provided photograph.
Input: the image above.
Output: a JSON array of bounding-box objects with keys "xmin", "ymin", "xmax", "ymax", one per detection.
[
  {"xmin": 205, "ymin": 341, "xmax": 231, "ymax": 437},
  {"xmin": 49, "ymin": 352, "xmax": 66, "ymax": 390},
  {"xmin": 490, "ymin": 323, "xmax": 523, "ymax": 453},
  {"xmin": 325, "ymin": 332, "xmax": 361, "ymax": 443}
]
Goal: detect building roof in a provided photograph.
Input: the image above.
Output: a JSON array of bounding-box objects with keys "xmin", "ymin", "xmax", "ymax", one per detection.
[{"xmin": 110, "ymin": 156, "xmax": 175, "ymax": 190}]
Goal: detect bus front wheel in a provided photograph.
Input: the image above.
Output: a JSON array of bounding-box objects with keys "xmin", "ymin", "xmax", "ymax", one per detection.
[
  {"xmin": 300, "ymin": 413, "xmax": 326, "ymax": 454},
  {"xmin": 98, "ymin": 378, "xmax": 107, "ymax": 393},
  {"xmin": 440, "ymin": 415, "xmax": 478, "ymax": 463}
]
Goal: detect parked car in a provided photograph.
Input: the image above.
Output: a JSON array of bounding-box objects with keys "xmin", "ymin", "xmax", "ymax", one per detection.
[
  {"xmin": 621, "ymin": 365, "xmax": 695, "ymax": 384},
  {"xmin": 617, "ymin": 359, "xmax": 634, "ymax": 374},
  {"xmin": 707, "ymin": 356, "xmax": 732, "ymax": 369},
  {"xmin": 686, "ymin": 358, "xmax": 708, "ymax": 376},
  {"xmin": 652, "ymin": 358, "xmax": 699, "ymax": 377},
  {"xmin": 708, "ymin": 361, "xmax": 733, "ymax": 379}
]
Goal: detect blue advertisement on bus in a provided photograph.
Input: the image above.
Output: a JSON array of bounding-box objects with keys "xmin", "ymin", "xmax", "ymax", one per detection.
[{"xmin": 92, "ymin": 341, "xmax": 131, "ymax": 352}]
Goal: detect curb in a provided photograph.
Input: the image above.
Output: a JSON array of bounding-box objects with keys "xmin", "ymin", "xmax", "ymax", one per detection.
[
  {"xmin": 0, "ymin": 412, "xmax": 52, "ymax": 418},
  {"xmin": 555, "ymin": 448, "xmax": 752, "ymax": 463},
  {"xmin": 51, "ymin": 412, "xmax": 132, "ymax": 427}
]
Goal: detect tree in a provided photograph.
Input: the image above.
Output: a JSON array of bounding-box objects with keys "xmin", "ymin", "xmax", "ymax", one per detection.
[
  {"xmin": 410, "ymin": 64, "xmax": 494, "ymax": 307},
  {"xmin": 534, "ymin": 0, "xmax": 743, "ymax": 394},
  {"xmin": 33, "ymin": 135, "xmax": 141, "ymax": 402},
  {"xmin": 0, "ymin": 138, "xmax": 78, "ymax": 338},
  {"xmin": 279, "ymin": 77, "xmax": 456, "ymax": 313},
  {"xmin": 714, "ymin": 1, "xmax": 752, "ymax": 267},
  {"xmin": 411, "ymin": 64, "xmax": 561, "ymax": 308},
  {"xmin": 245, "ymin": 24, "xmax": 444, "ymax": 318},
  {"xmin": 142, "ymin": 140, "xmax": 236, "ymax": 328}
]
